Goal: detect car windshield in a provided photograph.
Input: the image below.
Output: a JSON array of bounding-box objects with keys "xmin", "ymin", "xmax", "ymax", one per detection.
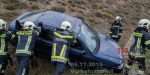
[
  {"xmin": 19, "ymin": 12, "xmax": 43, "ymax": 24},
  {"xmin": 78, "ymin": 22, "xmax": 97, "ymax": 52}
]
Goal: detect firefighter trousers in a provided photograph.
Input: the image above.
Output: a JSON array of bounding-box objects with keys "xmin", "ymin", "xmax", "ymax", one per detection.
[
  {"xmin": 127, "ymin": 58, "xmax": 146, "ymax": 71},
  {"xmin": 111, "ymin": 38, "xmax": 119, "ymax": 43},
  {"xmin": 54, "ymin": 62, "xmax": 66, "ymax": 75},
  {"xmin": 0, "ymin": 56, "xmax": 8, "ymax": 75},
  {"xmin": 16, "ymin": 56, "xmax": 30, "ymax": 75}
]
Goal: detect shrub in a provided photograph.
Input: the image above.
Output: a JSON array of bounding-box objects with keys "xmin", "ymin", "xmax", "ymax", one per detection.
[
  {"xmin": 95, "ymin": 12, "xmax": 103, "ymax": 17},
  {"xmin": 0, "ymin": 11, "xmax": 19, "ymax": 22},
  {"xmin": 74, "ymin": 0, "xmax": 87, "ymax": 5},
  {"xmin": 1, "ymin": 0, "xmax": 19, "ymax": 4},
  {"xmin": 92, "ymin": 4, "xmax": 99, "ymax": 10},
  {"xmin": 102, "ymin": 12, "xmax": 113, "ymax": 19},
  {"xmin": 5, "ymin": 4, "xmax": 17, "ymax": 10},
  {"xmin": 50, "ymin": 6, "xmax": 66, "ymax": 13},
  {"xmin": 31, "ymin": 5, "xmax": 40, "ymax": 10},
  {"xmin": 105, "ymin": 9, "xmax": 114, "ymax": 14},
  {"xmin": 70, "ymin": 7, "xmax": 75, "ymax": 12},
  {"xmin": 18, "ymin": 3, "xmax": 29, "ymax": 9},
  {"xmin": 76, "ymin": 14, "xmax": 84, "ymax": 20}
]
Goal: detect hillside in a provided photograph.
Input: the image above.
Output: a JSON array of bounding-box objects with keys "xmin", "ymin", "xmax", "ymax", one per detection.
[{"xmin": 1, "ymin": 0, "xmax": 150, "ymax": 75}]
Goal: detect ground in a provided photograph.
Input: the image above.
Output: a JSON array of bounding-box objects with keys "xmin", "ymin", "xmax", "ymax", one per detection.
[{"xmin": 0, "ymin": 0, "xmax": 150, "ymax": 75}]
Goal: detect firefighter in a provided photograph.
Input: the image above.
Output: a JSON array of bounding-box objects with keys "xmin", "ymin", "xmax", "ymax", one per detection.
[
  {"xmin": 51, "ymin": 21, "xmax": 76, "ymax": 75},
  {"xmin": 15, "ymin": 21, "xmax": 41, "ymax": 75},
  {"xmin": 124, "ymin": 19, "xmax": 150, "ymax": 75},
  {"xmin": 0, "ymin": 19, "xmax": 15, "ymax": 75},
  {"xmin": 110, "ymin": 16, "xmax": 123, "ymax": 43}
]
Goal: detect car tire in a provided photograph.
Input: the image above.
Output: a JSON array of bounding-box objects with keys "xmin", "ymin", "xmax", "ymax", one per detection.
[{"xmin": 113, "ymin": 68, "xmax": 123, "ymax": 73}]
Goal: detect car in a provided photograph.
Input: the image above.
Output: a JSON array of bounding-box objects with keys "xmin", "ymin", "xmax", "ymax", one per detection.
[{"xmin": 9, "ymin": 11, "xmax": 124, "ymax": 73}]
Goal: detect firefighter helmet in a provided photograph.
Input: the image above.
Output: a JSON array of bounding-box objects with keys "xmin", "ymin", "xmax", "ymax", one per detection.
[
  {"xmin": 60, "ymin": 21, "xmax": 72, "ymax": 30},
  {"xmin": 23, "ymin": 21, "xmax": 36, "ymax": 30},
  {"xmin": 0, "ymin": 19, "xmax": 7, "ymax": 29},
  {"xmin": 115, "ymin": 16, "xmax": 121, "ymax": 21},
  {"xmin": 138, "ymin": 19, "xmax": 150, "ymax": 29}
]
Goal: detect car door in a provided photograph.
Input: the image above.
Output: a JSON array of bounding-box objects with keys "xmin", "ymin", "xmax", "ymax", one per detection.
[
  {"xmin": 69, "ymin": 39, "xmax": 97, "ymax": 69},
  {"xmin": 34, "ymin": 24, "xmax": 55, "ymax": 58}
]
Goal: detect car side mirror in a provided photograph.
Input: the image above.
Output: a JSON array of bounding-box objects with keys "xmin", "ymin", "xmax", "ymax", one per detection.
[{"xmin": 80, "ymin": 50, "xmax": 87, "ymax": 55}]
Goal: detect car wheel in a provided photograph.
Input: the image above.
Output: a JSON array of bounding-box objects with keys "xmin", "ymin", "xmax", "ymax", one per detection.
[{"xmin": 113, "ymin": 68, "xmax": 123, "ymax": 73}]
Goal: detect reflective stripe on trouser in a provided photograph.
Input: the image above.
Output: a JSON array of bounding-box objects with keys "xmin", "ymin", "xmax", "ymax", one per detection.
[
  {"xmin": 111, "ymin": 35, "xmax": 119, "ymax": 38},
  {"xmin": 16, "ymin": 56, "xmax": 30, "ymax": 75},
  {"xmin": 125, "ymin": 64, "xmax": 131, "ymax": 69},
  {"xmin": 129, "ymin": 52, "xmax": 145, "ymax": 58},
  {"xmin": 126, "ymin": 56, "xmax": 146, "ymax": 72},
  {"xmin": 51, "ymin": 43, "xmax": 68, "ymax": 64},
  {"xmin": 118, "ymin": 33, "xmax": 122, "ymax": 35},
  {"xmin": 0, "ymin": 57, "xmax": 8, "ymax": 74},
  {"xmin": 138, "ymin": 70, "xmax": 144, "ymax": 74},
  {"xmin": 144, "ymin": 40, "xmax": 150, "ymax": 45},
  {"xmin": 16, "ymin": 49, "xmax": 31, "ymax": 55}
]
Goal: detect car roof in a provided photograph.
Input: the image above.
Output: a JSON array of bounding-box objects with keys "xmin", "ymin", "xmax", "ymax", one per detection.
[
  {"xmin": 36, "ymin": 11, "xmax": 80, "ymax": 28},
  {"xmin": 9, "ymin": 11, "xmax": 82, "ymax": 33}
]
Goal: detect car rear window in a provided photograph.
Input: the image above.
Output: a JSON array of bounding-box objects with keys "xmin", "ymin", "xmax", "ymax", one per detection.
[
  {"xmin": 63, "ymin": 15, "xmax": 77, "ymax": 28},
  {"xmin": 19, "ymin": 12, "xmax": 43, "ymax": 25}
]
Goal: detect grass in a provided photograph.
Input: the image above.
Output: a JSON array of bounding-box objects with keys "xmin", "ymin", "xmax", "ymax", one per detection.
[
  {"xmin": 50, "ymin": 6, "xmax": 66, "ymax": 13},
  {"xmin": 5, "ymin": 49, "xmax": 150, "ymax": 75},
  {"xmin": 1, "ymin": 0, "xmax": 150, "ymax": 75},
  {"xmin": 18, "ymin": 3, "xmax": 29, "ymax": 9},
  {"xmin": 1, "ymin": 0, "xmax": 20, "ymax": 4},
  {"xmin": 0, "ymin": 11, "xmax": 18, "ymax": 22}
]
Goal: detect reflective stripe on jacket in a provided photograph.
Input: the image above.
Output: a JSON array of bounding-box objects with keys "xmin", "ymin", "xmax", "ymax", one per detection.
[
  {"xmin": 129, "ymin": 27, "xmax": 150, "ymax": 58},
  {"xmin": 110, "ymin": 22, "xmax": 123, "ymax": 38},
  {"xmin": 15, "ymin": 30, "xmax": 39, "ymax": 56},
  {"xmin": 51, "ymin": 29, "xmax": 76, "ymax": 64},
  {"xmin": 0, "ymin": 29, "xmax": 15, "ymax": 55}
]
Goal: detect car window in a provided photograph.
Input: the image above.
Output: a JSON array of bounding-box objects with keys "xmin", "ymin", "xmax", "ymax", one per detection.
[
  {"xmin": 63, "ymin": 15, "xmax": 77, "ymax": 28},
  {"xmin": 40, "ymin": 26, "xmax": 54, "ymax": 41},
  {"xmin": 70, "ymin": 39, "xmax": 84, "ymax": 50},
  {"xmin": 19, "ymin": 12, "xmax": 43, "ymax": 24},
  {"xmin": 78, "ymin": 22, "xmax": 97, "ymax": 52}
]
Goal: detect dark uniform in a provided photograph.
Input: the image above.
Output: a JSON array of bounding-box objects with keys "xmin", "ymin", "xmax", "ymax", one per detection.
[
  {"xmin": 110, "ymin": 21, "xmax": 123, "ymax": 43},
  {"xmin": 124, "ymin": 27, "xmax": 150, "ymax": 75},
  {"xmin": 0, "ymin": 29, "xmax": 15, "ymax": 75},
  {"xmin": 51, "ymin": 29, "xmax": 76, "ymax": 75},
  {"xmin": 15, "ymin": 29, "xmax": 40, "ymax": 75}
]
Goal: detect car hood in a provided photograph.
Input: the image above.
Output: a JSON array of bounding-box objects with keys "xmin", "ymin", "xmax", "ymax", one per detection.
[{"xmin": 95, "ymin": 34, "xmax": 124, "ymax": 65}]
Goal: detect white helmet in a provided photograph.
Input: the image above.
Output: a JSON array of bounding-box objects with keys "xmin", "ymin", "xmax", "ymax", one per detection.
[
  {"xmin": 23, "ymin": 21, "xmax": 36, "ymax": 30},
  {"xmin": 60, "ymin": 21, "xmax": 72, "ymax": 30},
  {"xmin": 115, "ymin": 16, "xmax": 121, "ymax": 21},
  {"xmin": 0, "ymin": 19, "xmax": 7, "ymax": 29},
  {"xmin": 138, "ymin": 19, "xmax": 150, "ymax": 29}
]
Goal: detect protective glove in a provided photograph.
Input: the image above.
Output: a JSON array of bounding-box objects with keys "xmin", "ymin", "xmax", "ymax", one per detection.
[
  {"xmin": 118, "ymin": 35, "xmax": 121, "ymax": 39},
  {"xmin": 10, "ymin": 29, "xmax": 18, "ymax": 34},
  {"xmin": 38, "ymin": 22, "xmax": 43, "ymax": 27},
  {"xmin": 72, "ymin": 32, "xmax": 77, "ymax": 43},
  {"xmin": 33, "ymin": 27, "xmax": 37, "ymax": 30}
]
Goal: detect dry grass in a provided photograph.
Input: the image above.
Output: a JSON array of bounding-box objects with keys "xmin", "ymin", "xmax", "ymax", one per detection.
[{"xmin": 0, "ymin": 0, "xmax": 150, "ymax": 75}]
